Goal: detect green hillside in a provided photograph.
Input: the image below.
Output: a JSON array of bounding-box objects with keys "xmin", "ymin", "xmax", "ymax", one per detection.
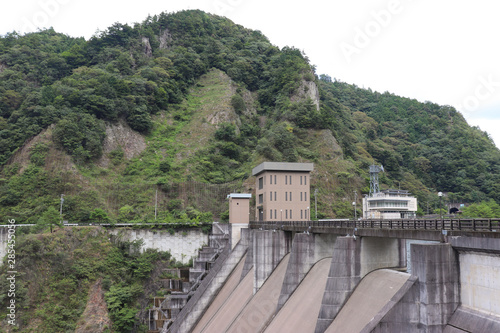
[{"xmin": 1, "ymin": 10, "xmax": 499, "ymax": 223}]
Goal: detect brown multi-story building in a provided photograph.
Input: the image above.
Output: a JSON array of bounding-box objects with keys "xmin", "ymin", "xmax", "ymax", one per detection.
[{"xmin": 252, "ymin": 162, "xmax": 314, "ymax": 222}]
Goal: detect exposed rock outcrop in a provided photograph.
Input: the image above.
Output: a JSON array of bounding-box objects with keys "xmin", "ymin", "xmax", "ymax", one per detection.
[
  {"xmin": 142, "ymin": 37, "xmax": 153, "ymax": 57},
  {"xmin": 159, "ymin": 29, "xmax": 173, "ymax": 49},
  {"xmin": 97, "ymin": 120, "xmax": 146, "ymax": 167},
  {"xmin": 75, "ymin": 279, "xmax": 112, "ymax": 333},
  {"xmin": 311, "ymin": 129, "xmax": 343, "ymax": 161},
  {"xmin": 291, "ymin": 73, "xmax": 320, "ymax": 110}
]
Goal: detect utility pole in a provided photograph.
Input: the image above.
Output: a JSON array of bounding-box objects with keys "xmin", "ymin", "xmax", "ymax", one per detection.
[
  {"xmin": 438, "ymin": 192, "xmax": 443, "ymax": 220},
  {"xmin": 353, "ymin": 190, "xmax": 358, "ymax": 220},
  {"xmin": 155, "ymin": 189, "xmax": 158, "ymax": 220},
  {"xmin": 60, "ymin": 194, "xmax": 64, "ymax": 224},
  {"xmin": 314, "ymin": 189, "xmax": 318, "ymax": 220}
]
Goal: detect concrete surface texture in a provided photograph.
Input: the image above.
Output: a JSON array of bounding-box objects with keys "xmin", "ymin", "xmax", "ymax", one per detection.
[
  {"xmin": 410, "ymin": 243, "xmax": 460, "ymax": 331},
  {"xmin": 263, "ymin": 258, "xmax": 331, "ymax": 333},
  {"xmin": 108, "ymin": 228, "xmax": 208, "ymax": 263},
  {"xmin": 315, "ymin": 236, "xmax": 362, "ymax": 332},
  {"xmin": 360, "ymin": 237, "xmax": 400, "ymax": 276},
  {"xmin": 444, "ymin": 306, "xmax": 500, "ymax": 332},
  {"xmin": 191, "ymin": 254, "xmax": 247, "ymax": 333},
  {"xmin": 227, "ymin": 254, "xmax": 291, "ymax": 332},
  {"xmin": 197, "ymin": 267, "xmax": 254, "ymax": 333},
  {"xmin": 325, "ymin": 269, "xmax": 411, "ymax": 333},
  {"xmin": 460, "ymin": 252, "xmax": 500, "ymax": 315},
  {"xmin": 277, "ymin": 233, "xmax": 336, "ymax": 311},
  {"xmin": 252, "ymin": 230, "xmax": 290, "ymax": 293},
  {"xmin": 168, "ymin": 229, "xmax": 248, "ymax": 333}
]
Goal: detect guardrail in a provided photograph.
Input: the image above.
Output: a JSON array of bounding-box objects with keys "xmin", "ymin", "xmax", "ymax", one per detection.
[{"xmin": 250, "ymin": 219, "xmax": 500, "ymax": 232}]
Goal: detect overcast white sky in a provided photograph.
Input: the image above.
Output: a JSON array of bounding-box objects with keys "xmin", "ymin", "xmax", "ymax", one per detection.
[{"xmin": 1, "ymin": 0, "xmax": 499, "ymax": 147}]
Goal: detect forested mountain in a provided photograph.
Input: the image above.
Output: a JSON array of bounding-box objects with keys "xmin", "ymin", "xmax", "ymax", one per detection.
[{"xmin": 1, "ymin": 9, "xmax": 499, "ymax": 223}]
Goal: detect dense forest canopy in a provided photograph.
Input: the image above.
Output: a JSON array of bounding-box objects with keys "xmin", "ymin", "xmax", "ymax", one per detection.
[{"xmin": 1, "ymin": 9, "xmax": 499, "ymax": 223}]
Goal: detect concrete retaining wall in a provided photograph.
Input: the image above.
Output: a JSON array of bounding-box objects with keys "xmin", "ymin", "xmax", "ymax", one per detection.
[
  {"xmin": 108, "ymin": 228, "xmax": 208, "ymax": 264},
  {"xmin": 460, "ymin": 252, "xmax": 500, "ymax": 315},
  {"xmin": 0, "ymin": 227, "xmax": 11, "ymax": 263}
]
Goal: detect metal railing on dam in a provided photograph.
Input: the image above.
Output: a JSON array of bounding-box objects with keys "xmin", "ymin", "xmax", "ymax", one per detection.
[{"xmin": 250, "ymin": 218, "xmax": 500, "ymax": 241}]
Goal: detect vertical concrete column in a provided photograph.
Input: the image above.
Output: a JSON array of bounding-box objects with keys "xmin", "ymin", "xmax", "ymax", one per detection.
[
  {"xmin": 315, "ymin": 236, "xmax": 361, "ymax": 333},
  {"xmin": 411, "ymin": 243, "xmax": 459, "ymax": 332},
  {"xmin": 240, "ymin": 229, "xmax": 254, "ymax": 281},
  {"xmin": 277, "ymin": 233, "xmax": 336, "ymax": 311},
  {"xmin": 252, "ymin": 230, "xmax": 290, "ymax": 294},
  {"xmin": 277, "ymin": 233, "xmax": 315, "ymax": 311},
  {"xmin": 398, "ymin": 238, "xmax": 407, "ymax": 268}
]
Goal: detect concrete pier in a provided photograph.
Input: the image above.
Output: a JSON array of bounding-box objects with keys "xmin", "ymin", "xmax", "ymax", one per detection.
[
  {"xmin": 315, "ymin": 236, "xmax": 362, "ymax": 333},
  {"xmin": 412, "ymin": 243, "xmax": 460, "ymax": 331},
  {"xmin": 251, "ymin": 229, "xmax": 291, "ymax": 293},
  {"xmin": 277, "ymin": 233, "xmax": 336, "ymax": 311},
  {"xmin": 315, "ymin": 236, "xmax": 403, "ymax": 332}
]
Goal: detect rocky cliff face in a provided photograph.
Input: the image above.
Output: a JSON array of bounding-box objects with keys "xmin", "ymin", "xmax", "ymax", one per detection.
[
  {"xmin": 159, "ymin": 29, "xmax": 173, "ymax": 49},
  {"xmin": 142, "ymin": 37, "xmax": 153, "ymax": 57},
  {"xmin": 291, "ymin": 73, "xmax": 320, "ymax": 110},
  {"xmin": 97, "ymin": 120, "xmax": 146, "ymax": 168}
]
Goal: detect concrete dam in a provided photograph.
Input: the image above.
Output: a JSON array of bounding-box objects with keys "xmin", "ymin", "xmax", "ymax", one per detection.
[
  {"xmin": 160, "ymin": 219, "xmax": 500, "ymax": 333},
  {"xmin": 148, "ymin": 162, "xmax": 500, "ymax": 332}
]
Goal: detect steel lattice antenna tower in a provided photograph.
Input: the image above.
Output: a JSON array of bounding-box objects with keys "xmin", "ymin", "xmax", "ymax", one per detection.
[{"xmin": 369, "ymin": 165, "xmax": 384, "ymax": 197}]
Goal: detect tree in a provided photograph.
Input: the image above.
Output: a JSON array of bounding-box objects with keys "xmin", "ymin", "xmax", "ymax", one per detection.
[
  {"xmin": 37, "ymin": 206, "xmax": 62, "ymax": 233},
  {"xmin": 230, "ymin": 94, "xmax": 246, "ymax": 114},
  {"xmin": 461, "ymin": 200, "xmax": 500, "ymax": 218},
  {"xmin": 118, "ymin": 205, "xmax": 135, "ymax": 223},
  {"xmin": 89, "ymin": 208, "xmax": 110, "ymax": 223},
  {"xmin": 53, "ymin": 113, "xmax": 106, "ymax": 162},
  {"xmin": 214, "ymin": 123, "xmax": 237, "ymax": 142}
]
